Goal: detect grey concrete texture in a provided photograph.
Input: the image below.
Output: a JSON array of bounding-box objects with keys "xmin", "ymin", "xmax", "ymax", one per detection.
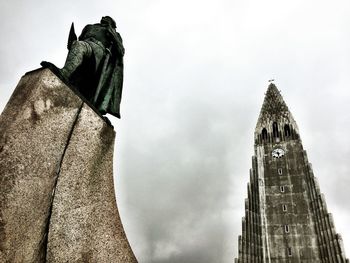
[
  {"xmin": 0, "ymin": 68, "xmax": 137, "ymax": 262},
  {"xmin": 0, "ymin": 69, "xmax": 83, "ymax": 262},
  {"xmin": 47, "ymin": 103, "xmax": 137, "ymax": 262}
]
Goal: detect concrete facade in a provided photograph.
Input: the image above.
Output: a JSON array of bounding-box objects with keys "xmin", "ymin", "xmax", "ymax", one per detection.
[
  {"xmin": 0, "ymin": 69, "xmax": 137, "ymax": 262},
  {"xmin": 235, "ymin": 84, "xmax": 348, "ymax": 262}
]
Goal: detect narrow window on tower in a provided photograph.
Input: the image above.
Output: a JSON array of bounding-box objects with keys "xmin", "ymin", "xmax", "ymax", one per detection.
[
  {"xmin": 280, "ymin": 186, "xmax": 285, "ymax": 193},
  {"xmin": 282, "ymin": 204, "xmax": 287, "ymax": 211},
  {"xmin": 262, "ymin": 128, "xmax": 268, "ymax": 141},
  {"xmin": 278, "ymin": 168, "xmax": 283, "ymax": 175},
  {"xmin": 273, "ymin": 122, "xmax": 279, "ymax": 137},
  {"xmin": 284, "ymin": 124, "xmax": 291, "ymax": 137},
  {"xmin": 288, "ymin": 247, "xmax": 292, "ymax": 256},
  {"xmin": 284, "ymin": 224, "xmax": 289, "ymax": 233}
]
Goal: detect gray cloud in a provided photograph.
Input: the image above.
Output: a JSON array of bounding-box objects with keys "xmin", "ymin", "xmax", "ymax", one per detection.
[{"xmin": 1, "ymin": 0, "xmax": 350, "ymax": 262}]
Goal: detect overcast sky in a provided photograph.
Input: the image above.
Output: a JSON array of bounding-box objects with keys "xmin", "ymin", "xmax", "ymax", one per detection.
[{"xmin": 1, "ymin": 0, "xmax": 350, "ymax": 262}]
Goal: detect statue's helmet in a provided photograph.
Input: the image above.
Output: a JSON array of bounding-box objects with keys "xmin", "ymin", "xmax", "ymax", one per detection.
[{"xmin": 101, "ymin": 16, "xmax": 117, "ymax": 28}]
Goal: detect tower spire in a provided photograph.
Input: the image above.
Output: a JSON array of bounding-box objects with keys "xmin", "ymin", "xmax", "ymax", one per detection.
[
  {"xmin": 255, "ymin": 83, "xmax": 299, "ymax": 145},
  {"xmin": 259, "ymin": 83, "xmax": 289, "ymax": 120}
]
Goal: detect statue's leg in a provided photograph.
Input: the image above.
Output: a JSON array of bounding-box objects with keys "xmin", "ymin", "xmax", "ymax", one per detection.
[
  {"xmin": 61, "ymin": 41, "xmax": 92, "ymax": 79},
  {"xmin": 86, "ymin": 41, "xmax": 105, "ymax": 73}
]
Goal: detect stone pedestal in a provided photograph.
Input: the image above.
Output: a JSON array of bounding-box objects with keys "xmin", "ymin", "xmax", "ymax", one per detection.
[{"xmin": 0, "ymin": 68, "xmax": 137, "ymax": 263}]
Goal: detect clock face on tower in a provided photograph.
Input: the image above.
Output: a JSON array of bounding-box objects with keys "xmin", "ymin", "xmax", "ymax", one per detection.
[{"xmin": 272, "ymin": 148, "xmax": 285, "ymax": 158}]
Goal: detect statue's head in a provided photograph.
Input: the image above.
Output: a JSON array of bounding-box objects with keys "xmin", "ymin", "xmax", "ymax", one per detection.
[{"xmin": 101, "ymin": 16, "xmax": 117, "ymax": 28}]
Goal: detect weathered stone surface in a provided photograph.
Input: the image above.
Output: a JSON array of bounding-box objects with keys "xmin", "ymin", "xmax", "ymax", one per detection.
[
  {"xmin": 0, "ymin": 68, "xmax": 137, "ymax": 263},
  {"xmin": 47, "ymin": 103, "xmax": 137, "ymax": 262},
  {"xmin": 0, "ymin": 69, "xmax": 83, "ymax": 262}
]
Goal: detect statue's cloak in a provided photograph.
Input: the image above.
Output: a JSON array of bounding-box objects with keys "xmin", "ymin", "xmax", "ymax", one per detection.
[{"xmin": 93, "ymin": 31, "xmax": 124, "ymax": 119}]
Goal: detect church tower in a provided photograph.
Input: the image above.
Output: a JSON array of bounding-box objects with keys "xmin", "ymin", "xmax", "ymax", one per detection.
[{"xmin": 235, "ymin": 83, "xmax": 348, "ymax": 262}]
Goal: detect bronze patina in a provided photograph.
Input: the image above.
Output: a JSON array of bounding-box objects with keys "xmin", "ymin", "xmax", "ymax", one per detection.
[{"xmin": 42, "ymin": 16, "xmax": 125, "ymax": 118}]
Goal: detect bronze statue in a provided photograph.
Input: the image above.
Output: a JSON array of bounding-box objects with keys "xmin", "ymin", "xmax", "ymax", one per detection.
[{"xmin": 42, "ymin": 16, "xmax": 125, "ymax": 118}]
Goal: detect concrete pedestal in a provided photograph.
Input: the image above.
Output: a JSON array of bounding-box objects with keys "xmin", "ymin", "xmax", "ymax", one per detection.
[{"xmin": 0, "ymin": 68, "xmax": 137, "ymax": 262}]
